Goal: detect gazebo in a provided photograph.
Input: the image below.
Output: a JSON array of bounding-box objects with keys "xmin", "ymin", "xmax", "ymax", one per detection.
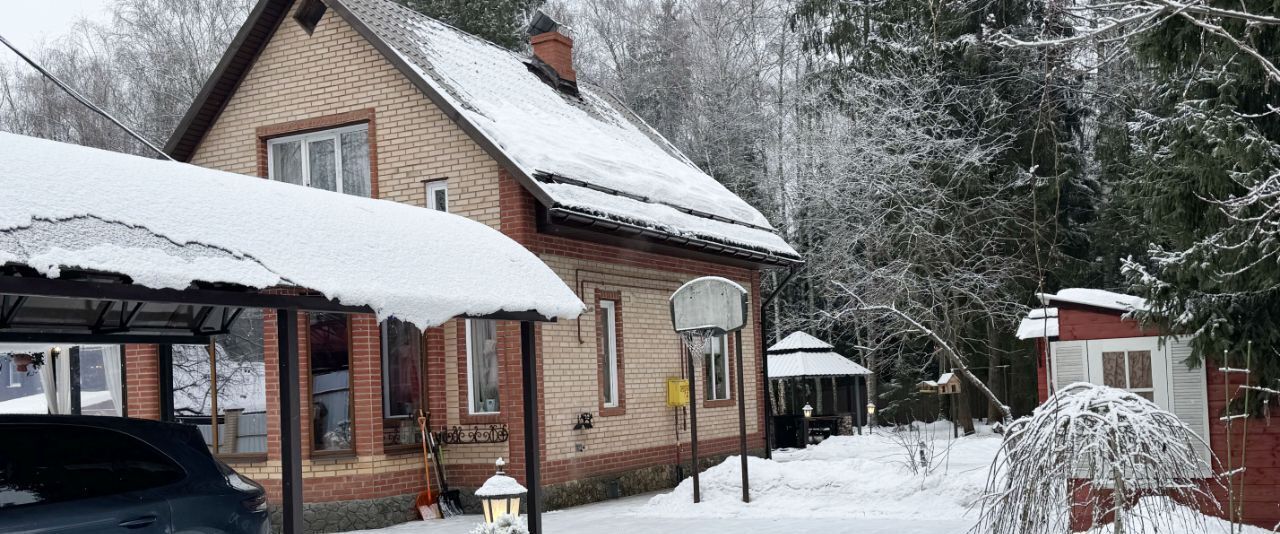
[
  {"xmin": 0, "ymin": 132, "xmax": 584, "ymax": 533},
  {"xmin": 766, "ymin": 331, "xmax": 871, "ymax": 448}
]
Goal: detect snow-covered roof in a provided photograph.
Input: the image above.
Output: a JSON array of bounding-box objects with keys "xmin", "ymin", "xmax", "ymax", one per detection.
[
  {"xmin": 1037, "ymin": 288, "xmax": 1146, "ymax": 313},
  {"xmin": 767, "ymin": 331, "xmax": 833, "ymax": 353},
  {"xmin": 323, "ymin": 0, "xmax": 799, "ymax": 262},
  {"xmin": 936, "ymin": 372, "xmax": 957, "ymax": 385},
  {"xmin": 768, "ymin": 331, "xmax": 868, "ymax": 377},
  {"xmin": 475, "ymin": 473, "xmax": 527, "ymax": 497},
  {"xmin": 0, "ymin": 132, "xmax": 584, "ymax": 329},
  {"xmin": 1016, "ymin": 307, "xmax": 1059, "ymax": 340}
]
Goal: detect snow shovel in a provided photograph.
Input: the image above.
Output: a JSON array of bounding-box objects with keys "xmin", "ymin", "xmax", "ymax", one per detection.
[
  {"xmin": 414, "ymin": 412, "xmax": 441, "ymax": 520},
  {"xmin": 426, "ymin": 412, "xmax": 464, "ymax": 517}
]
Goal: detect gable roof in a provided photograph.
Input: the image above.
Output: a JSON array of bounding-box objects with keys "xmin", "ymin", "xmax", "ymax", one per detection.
[{"xmin": 167, "ymin": 0, "xmax": 801, "ymax": 267}]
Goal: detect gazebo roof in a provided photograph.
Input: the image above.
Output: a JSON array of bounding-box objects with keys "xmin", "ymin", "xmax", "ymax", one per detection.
[
  {"xmin": 767, "ymin": 331, "xmax": 870, "ymax": 378},
  {"xmin": 767, "ymin": 331, "xmax": 832, "ymax": 353},
  {"xmin": 0, "ymin": 132, "xmax": 584, "ymax": 333}
]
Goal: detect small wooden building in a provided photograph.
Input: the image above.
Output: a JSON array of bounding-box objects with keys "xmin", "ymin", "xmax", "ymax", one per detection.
[
  {"xmin": 766, "ymin": 332, "xmax": 870, "ymax": 448},
  {"xmin": 1019, "ymin": 288, "xmax": 1277, "ymax": 530}
]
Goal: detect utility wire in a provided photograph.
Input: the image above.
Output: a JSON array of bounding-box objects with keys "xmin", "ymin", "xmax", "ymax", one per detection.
[{"xmin": 0, "ymin": 33, "xmax": 174, "ymax": 160}]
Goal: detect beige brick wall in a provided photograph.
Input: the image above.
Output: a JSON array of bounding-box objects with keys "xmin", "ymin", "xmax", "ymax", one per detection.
[
  {"xmin": 539, "ymin": 256, "xmax": 759, "ymax": 463},
  {"xmin": 185, "ymin": 1, "xmax": 764, "ymax": 489}
]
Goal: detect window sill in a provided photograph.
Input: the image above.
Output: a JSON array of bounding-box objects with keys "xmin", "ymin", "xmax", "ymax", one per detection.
[
  {"xmin": 599, "ymin": 405, "xmax": 626, "ymax": 417},
  {"xmin": 310, "ymin": 449, "xmax": 357, "ymax": 462},
  {"xmin": 704, "ymin": 399, "xmax": 734, "ymax": 409}
]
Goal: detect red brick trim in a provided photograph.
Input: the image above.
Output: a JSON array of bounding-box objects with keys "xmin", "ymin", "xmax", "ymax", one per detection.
[
  {"xmin": 595, "ymin": 290, "xmax": 626, "ymax": 417},
  {"xmin": 253, "ymin": 108, "xmax": 380, "ymax": 199},
  {"xmin": 703, "ymin": 334, "xmax": 736, "ymax": 409}
]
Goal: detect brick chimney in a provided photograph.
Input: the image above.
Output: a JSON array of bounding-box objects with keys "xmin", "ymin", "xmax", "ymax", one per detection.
[{"xmin": 530, "ymin": 31, "xmax": 576, "ymax": 83}]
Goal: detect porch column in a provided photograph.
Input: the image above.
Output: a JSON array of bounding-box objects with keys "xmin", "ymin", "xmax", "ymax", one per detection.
[
  {"xmin": 520, "ymin": 321, "xmax": 542, "ymax": 534},
  {"xmin": 276, "ymin": 308, "xmax": 303, "ymax": 533}
]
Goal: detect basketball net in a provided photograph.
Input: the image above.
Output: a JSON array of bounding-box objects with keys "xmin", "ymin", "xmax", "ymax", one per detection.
[{"xmin": 679, "ymin": 327, "xmax": 719, "ymax": 358}]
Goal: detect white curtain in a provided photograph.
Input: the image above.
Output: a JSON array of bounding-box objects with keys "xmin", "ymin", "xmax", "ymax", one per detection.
[
  {"xmin": 56, "ymin": 351, "xmax": 71, "ymax": 414},
  {"xmin": 101, "ymin": 346, "xmax": 123, "ymax": 416},
  {"xmin": 39, "ymin": 354, "xmax": 59, "ymax": 414}
]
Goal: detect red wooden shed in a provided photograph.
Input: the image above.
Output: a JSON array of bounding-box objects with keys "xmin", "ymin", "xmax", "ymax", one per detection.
[{"xmin": 1019, "ymin": 288, "xmax": 1279, "ymax": 529}]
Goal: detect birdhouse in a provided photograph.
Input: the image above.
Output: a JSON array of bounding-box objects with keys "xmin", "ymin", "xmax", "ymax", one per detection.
[
  {"xmin": 935, "ymin": 373, "xmax": 961, "ymax": 395},
  {"xmin": 918, "ymin": 373, "xmax": 962, "ymax": 395}
]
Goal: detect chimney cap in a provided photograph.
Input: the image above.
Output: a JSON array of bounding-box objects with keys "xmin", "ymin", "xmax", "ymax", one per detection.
[{"xmin": 526, "ymin": 10, "xmax": 561, "ymax": 36}]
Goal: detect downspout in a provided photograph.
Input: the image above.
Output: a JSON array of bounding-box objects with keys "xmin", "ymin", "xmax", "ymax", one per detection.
[{"xmin": 761, "ymin": 265, "xmax": 800, "ymax": 459}]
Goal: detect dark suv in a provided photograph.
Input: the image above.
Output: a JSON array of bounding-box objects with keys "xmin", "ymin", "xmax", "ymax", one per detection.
[{"xmin": 0, "ymin": 415, "xmax": 269, "ymax": 533}]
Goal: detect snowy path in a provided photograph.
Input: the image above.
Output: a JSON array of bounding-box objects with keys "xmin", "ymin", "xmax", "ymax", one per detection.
[
  {"xmin": 339, "ymin": 423, "xmax": 1258, "ymax": 534},
  {"xmin": 342, "ymin": 423, "xmax": 993, "ymax": 534}
]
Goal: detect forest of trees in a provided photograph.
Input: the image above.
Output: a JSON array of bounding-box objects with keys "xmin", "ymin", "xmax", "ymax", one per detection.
[{"xmin": 3, "ymin": 0, "xmax": 1277, "ymax": 427}]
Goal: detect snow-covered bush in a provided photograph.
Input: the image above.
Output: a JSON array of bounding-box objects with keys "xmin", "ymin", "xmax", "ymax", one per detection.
[
  {"xmin": 468, "ymin": 515, "xmax": 528, "ymax": 534},
  {"xmin": 974, "ymin": 383, "xmax": 1217, "ymax": 534}
]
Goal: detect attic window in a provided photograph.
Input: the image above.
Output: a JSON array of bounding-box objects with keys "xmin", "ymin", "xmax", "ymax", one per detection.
[{"xmin": 294, "ymin": 0, "xmax": 326, "ymax": 34}]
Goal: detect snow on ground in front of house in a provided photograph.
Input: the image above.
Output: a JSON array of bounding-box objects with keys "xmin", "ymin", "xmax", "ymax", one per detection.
[{"xmin": 340, "ymin": 421, "xmax": 1263, "ymax": 534}]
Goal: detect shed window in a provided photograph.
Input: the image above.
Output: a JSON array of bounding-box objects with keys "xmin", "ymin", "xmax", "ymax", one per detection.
[
  {"xmin": 1103, "ymin": 350, "xmax": 1154, "ymax": 401},
  {"xmin": 704, "ymin": 335, "xmax": 730, "ymax": 401},
  {"xmin": 467, "ymin": 319, "xmax": 500, "ymax": 414},
  {"xmin": 268, "ymin": 125, "xmax": 370, "ymax": 197}
]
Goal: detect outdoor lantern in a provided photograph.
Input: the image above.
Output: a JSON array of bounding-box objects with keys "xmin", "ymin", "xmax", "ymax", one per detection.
[
  {"xmin": 866, "ymin": 402, "xmax": 877, "ymax": 416},
  {"xmin": 802, "ymin": 403, "xmax": 813, "ymax": 418},
  {"xmin": 476, "ymin": 457, "xmax": 527, "ymax": 524}
]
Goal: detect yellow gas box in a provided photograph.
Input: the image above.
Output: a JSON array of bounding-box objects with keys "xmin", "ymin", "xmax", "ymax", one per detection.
[{"xmin": 666, "ymin": 378, "xmax": 689, "ymax": 407}]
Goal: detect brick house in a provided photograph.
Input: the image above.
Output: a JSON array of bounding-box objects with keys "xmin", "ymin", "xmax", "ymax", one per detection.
[
  {"xmin": 1019, "ymin": 288, "xmax": 1277, "ymax": 529},
  {"xmin": 129, "ymin": 0, "xmax": 801, "ymax": 530}
]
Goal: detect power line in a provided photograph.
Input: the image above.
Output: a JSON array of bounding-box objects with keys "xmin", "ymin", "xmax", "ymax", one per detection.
[{"xmin": 0, "ymin": 33, "xmax": 174, "ymax": 161}]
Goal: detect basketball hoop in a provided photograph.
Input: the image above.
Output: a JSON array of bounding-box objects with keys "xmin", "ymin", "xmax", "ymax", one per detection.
[
  {"xmin": 669, "ymin": 277, "xmax": 752, "ymax": 505},
  {"xmin": 678, "ymin": 326, "xmax": 723, "ymax": 359}
]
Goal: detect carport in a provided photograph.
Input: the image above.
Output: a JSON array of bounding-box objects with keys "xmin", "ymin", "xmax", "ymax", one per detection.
[{"xmin": 0, "ymin": 132, "xmax": 584, "ymax": 533}]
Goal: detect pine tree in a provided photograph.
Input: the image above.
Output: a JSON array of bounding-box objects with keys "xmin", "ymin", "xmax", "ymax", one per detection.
[{"xmin": 392, "ymin": 0, "xmax": 543, "ymax": 50}]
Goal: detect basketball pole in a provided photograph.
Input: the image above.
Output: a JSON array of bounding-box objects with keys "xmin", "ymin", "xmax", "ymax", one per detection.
[
  {"xmin": 734, "ymin": 329, "xmax": 751, "ymax": 503},
  {"xmin": 686, "ymin": 343, "xmax": 701, "ymax": 503}
]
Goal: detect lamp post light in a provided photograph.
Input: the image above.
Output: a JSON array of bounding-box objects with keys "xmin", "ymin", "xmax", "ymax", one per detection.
[
  {"xmin": 477, "ymin": 458, "xmax": 527, "ymax": 525},
  {"xmin": 801, "ymin": 403, "xmax": 813, "ymax": 448},
  {"xmin": 866, "ymin": 402, "xmax": 877, "ymax": 435}
]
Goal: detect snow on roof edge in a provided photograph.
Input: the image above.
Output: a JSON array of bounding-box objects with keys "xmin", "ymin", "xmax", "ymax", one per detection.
[{"xmin": 0, "ymin": 132, "xmax": 584, "ymax": 330}]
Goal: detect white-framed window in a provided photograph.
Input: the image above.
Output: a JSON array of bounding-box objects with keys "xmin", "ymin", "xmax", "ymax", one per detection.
[
  {"xmin": 1083, "ymin": 337, "xmax": 1169, "ymax": 409},
  {"xmin": 7, "ymin": 356, "xmax": 22, "ymax": 388},
  {"xmin": 704, "ymin": 335, "xmax": 730, "ymax": 401},
  {"xmin": 466, "ymin": 319, "xmax": 500, "ymax": 414},
  {"xmin": 267, "ymin": 124, "xmax": 371, "ymax": 197},
  {"xmin": 425, "ymin": 181, "xmax": 448, "ymax": 212},
  {"xmin": 600, "ymin": 300, "xmax": 619, "ymax": 407}
]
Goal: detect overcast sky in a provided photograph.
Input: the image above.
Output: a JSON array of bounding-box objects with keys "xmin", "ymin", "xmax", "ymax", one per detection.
[{"xmin": 0, "ymin": 1, "xmax": 110, "ymax": 53}]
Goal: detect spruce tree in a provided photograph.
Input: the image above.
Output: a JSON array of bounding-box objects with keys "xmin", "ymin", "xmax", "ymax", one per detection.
[{"xmin": 393, "ymin": 0, "xmax": 543, "ymax": 50}]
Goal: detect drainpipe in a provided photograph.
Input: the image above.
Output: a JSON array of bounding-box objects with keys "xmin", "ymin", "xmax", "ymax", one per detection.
[{"xmin": 761, "ymin": 265, "xmax": 800, "ymax": 459}]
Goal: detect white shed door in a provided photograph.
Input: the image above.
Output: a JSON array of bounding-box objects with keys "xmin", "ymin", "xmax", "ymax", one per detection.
[{"xmin": 1086, "ymin": 337, "xmax": 1169, "ymax": 411}]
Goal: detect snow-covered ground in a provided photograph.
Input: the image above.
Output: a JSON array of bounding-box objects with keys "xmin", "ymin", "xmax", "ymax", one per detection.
[{"xmin": 340, "ymin": 422, "xmax": 1264, "ymax": 534}]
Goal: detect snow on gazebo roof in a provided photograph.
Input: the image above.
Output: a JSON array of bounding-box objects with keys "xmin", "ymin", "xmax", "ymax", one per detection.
[
  {"xmin": 767, "ymin": 331, "xmax": 870, "ymax": 378},
  {"xmin": 767, "ymin": 331, "xmax": 832, "ymax": 353},
  {"xmin": 0, "ymin": 132, "xmax": 584, "ymax": 329}
]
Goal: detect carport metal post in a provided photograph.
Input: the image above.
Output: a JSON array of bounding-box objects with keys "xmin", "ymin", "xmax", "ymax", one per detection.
[
  {"xmin": 276, "ymin": 308, "xmax": 303, "ymax": 534},
  {"xmin": 520, "ymin": 320, "xmax": 543, "ymax": 534}
]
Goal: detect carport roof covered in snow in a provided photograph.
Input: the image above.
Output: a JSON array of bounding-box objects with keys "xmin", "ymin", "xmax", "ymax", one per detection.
[
  {"xmin": 0, "ymin": 131, "xmax": 583, "ymax": 342},
  {"xmin": 0, "ymin": 132, "xmax": 582, "ymax": 534}
]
